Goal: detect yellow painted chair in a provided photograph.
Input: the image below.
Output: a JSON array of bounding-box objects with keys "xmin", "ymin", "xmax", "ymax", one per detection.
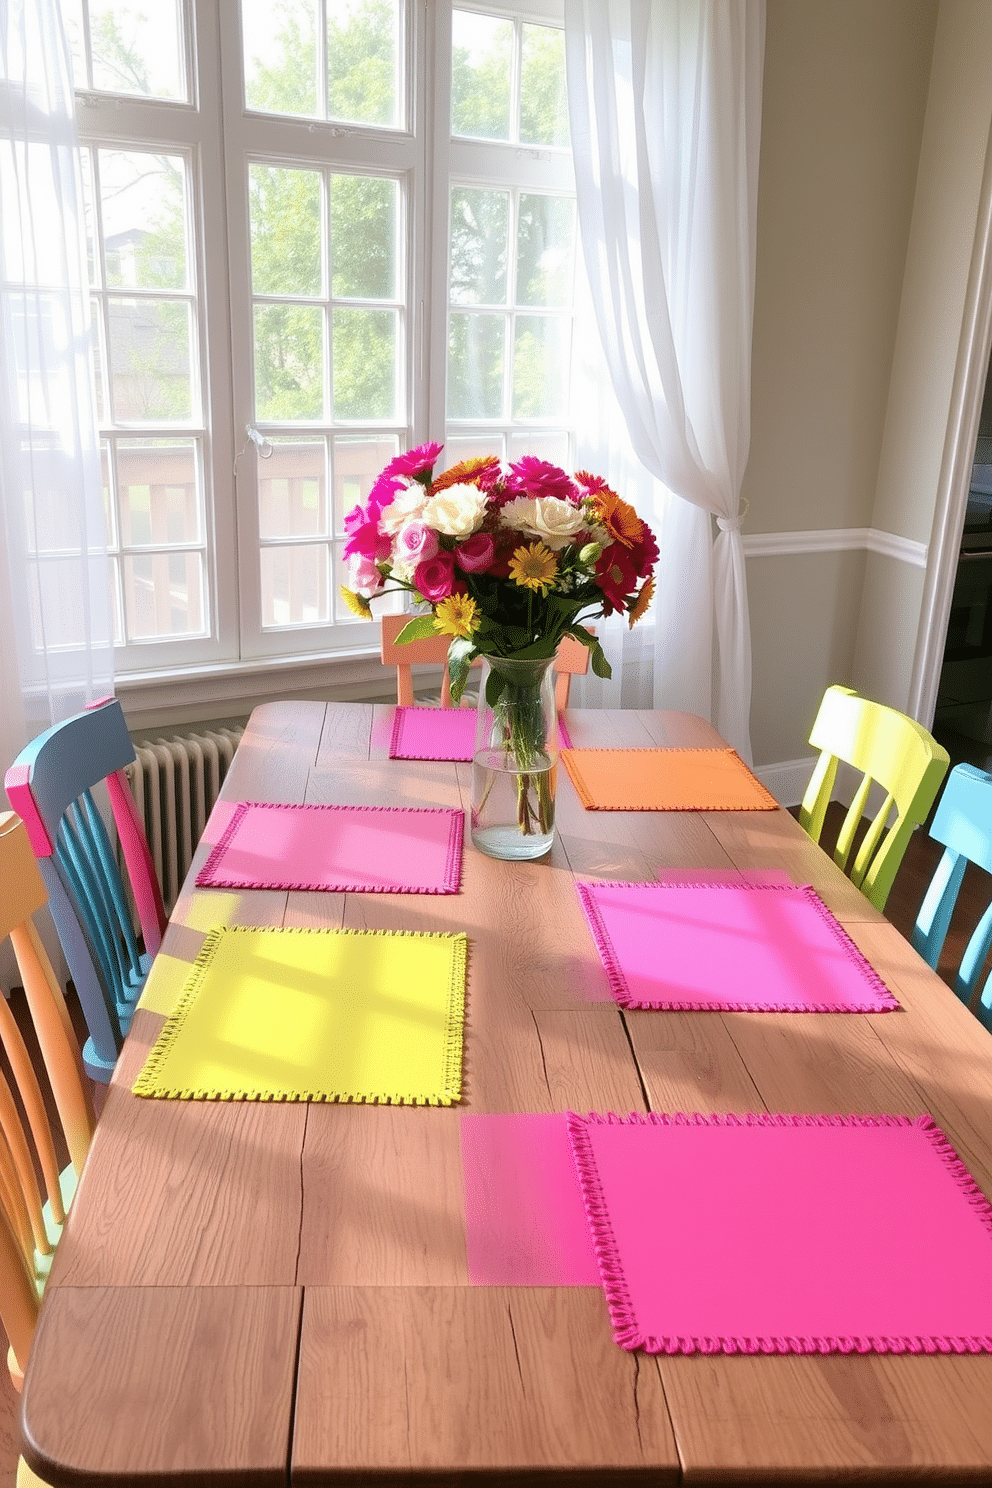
[
  {"xmin": 380, "ymin": 614, "xmax": 595, "ymax": 710},
  {"xmin": 798, "ymin": 685, "xmax": 950, "ymax": 912},
  {"xmin": 0, "ymin": 813, "xmax": 97, "ymax": 1486}
]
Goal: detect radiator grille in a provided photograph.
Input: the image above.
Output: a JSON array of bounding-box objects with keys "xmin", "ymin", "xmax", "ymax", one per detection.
[{"xmin": 124, "ymin": 727, "xmax": 244, "ymax": 913}]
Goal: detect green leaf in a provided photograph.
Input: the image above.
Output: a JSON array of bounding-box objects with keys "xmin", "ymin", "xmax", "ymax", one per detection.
[
  {"xmin": 590, "ymin": 640, "xmax": 612, "ymax": 679},
  {"xmin": 563, "ymin": 625, "xmax": 598, "ymax": 652},
  {"xmin": 485, "ymin": 668, "xmax": 507, "ymax": 707},
  {"xmin": 393, "ymin": 615, "xmax": 439, "ymax": 644},
  {"xmin": 447, "ymin": 637, "xmax": 477, "ymax": 704}
]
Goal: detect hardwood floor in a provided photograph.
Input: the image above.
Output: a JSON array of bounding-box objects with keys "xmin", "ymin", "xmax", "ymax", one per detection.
[{"xmin": 0, "ymin": 807, "xmax": 989, "ymax": 1486}]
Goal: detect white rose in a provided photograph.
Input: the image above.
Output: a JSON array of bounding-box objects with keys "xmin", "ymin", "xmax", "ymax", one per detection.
[
  {"xmin": 500, "ymin": 495, "xmax": 586, "ymax": 550},
  {"xmin": 421, "ymin": 483, "xmax": 488, "ymax": 539},
  {"xmin": 379, "ymin": 482, "xmax": 429, "ymax": 535}
]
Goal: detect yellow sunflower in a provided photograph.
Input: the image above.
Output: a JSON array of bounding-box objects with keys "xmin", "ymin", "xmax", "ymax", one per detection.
[
  {"xmin": 340, "ymin": 586, "xmax": 373, "ymax": 619},
  {"xmin": 433, "ymin": 592, "xmax": 481, "ymax": 639},
  {"xmin": 629, "ymin": 574, "xmax": 655, "ymax": 627},
  {"xmin": 508, "ymin": 541, "xmax": 558, "ymax": 593},
  {"xmin": 589, "ymin": 488, "xmax": 643, "ymax": 549}
]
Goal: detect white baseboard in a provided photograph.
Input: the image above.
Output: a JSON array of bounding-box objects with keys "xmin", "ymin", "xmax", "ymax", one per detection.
[{"xmin": 752, "ymin": 757, "xmax": 816, "ymax": 808}]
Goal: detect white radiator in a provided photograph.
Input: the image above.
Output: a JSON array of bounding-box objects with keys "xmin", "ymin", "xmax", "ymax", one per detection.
[{"xmin": 124, "ymin": 726, "xmax": 244, "ymax": 913}]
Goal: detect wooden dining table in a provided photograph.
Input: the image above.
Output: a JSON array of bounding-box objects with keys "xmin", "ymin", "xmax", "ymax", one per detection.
[{"xmin": 18, "ymin": 700, "xmax": 992, "ymax": 1486}]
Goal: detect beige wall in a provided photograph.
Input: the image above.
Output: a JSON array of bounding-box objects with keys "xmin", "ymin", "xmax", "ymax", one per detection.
[{"xmin": 745, "ymin": 0, "xmax": 937, "ymax": 768}]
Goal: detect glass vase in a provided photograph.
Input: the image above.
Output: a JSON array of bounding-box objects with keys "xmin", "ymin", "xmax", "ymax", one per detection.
[{"xmin": 471, "ymin": 655, "xmax": 558, "ymax": 860}]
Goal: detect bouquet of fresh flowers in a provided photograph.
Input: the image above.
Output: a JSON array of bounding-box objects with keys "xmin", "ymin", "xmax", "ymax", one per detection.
[{"xmin": 341, "ymin": 441, "xmax": 657, "ymax": 704}]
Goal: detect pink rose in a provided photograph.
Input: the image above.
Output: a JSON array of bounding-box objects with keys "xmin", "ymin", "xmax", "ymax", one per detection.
[
  {"xmin": 414, "ymin": 551, "xmax": 456, "ymax": 602},
  {"xmin": 394, "ymin": 521, "xmax": 439, "ymax": 567},
  {"xmin": 454, "ymin": 531, "xmax": 495, "ymax": 572},
  {"xmin": 347, "ymin": 552, "xmax": 385, "ymax": 598}
]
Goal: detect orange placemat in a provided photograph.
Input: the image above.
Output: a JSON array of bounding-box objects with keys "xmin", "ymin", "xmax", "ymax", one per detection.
[{"xmin": 559, "ymin": 747, "xmax": 778, "ymax": 811}]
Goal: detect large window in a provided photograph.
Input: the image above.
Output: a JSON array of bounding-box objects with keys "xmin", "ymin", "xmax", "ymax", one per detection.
[{"xmin": 66, "ymin": 0, "xmax": 575, "ymax": 675}]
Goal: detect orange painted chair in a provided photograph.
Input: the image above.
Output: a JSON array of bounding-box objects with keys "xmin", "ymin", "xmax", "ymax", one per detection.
[
  {"xmin": 380, "ymin": 614, "xmax": 595, "ymax": 710},
  {"xmin": 0, "ymin": 814, "xmax": 97, "ymax": 1420}
]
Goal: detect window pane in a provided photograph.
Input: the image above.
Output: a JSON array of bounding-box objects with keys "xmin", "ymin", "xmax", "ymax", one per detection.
[
  {"xmin": 89, "ymin": 0, "xmax": 187, "ymax": 101},
  {"xmin": 90, "ymin": 298, "xmax": 107, "ymax": 421},
  {"xmin": 451, "ymin": 11, "xmax": 511, "ymax": 141},
  {"xmin": 332, "ymin": 308, "xmax": 396, "ymax": 418},
  {"xmin": 517, "ymin": 195, "xmax": 574, "ymax": 308},
  {"xmin": 108, "ymin": 299, "xmax": 193, "ymax": 421},
  {"xmin": 507, "ymin": 430, "xmax": 568, "ymax": 466},
  {"xmin": 100, "ymin": 151, "xmax": 188, "ymax": 291},
  {"xmin": 258, "ymin": 438, "xmax": 327, "ymax": 538},
  {"xmin": 449, "ymin": 188, "xmax": 508, "ymax": 306},
  {"xmin": 253, "ymin": 304, "xmax": 325, "ymax": 421},
  {"xmin": 250, "ymin": 166, "xmax": 322, "ymax": 297},
  {"xmin": 117, "ymin": 439, "xmax": 201, "ymax": 545},
  {"xmin": 520, "ymin": 24, "xmax": 568, "ymax": 147},
  {"xmin": 332, "ymin": 434, "xmax": 398, "ymax": 531},
  {"xmin": 330, "ymin": 175, "xmax": 397, "ymax": 299},
  {"xmin": 448, "ymin": 312, "xmax": 505, "ymax": 419},
  {"xmin": 123, "ymin": 551, "xmax": 205, "ymax": 638},
  {"xmin": 443, "ymin": 434, "xmax": 504, "ymax": 467},
  {"xmin": 260, "ymin": 544, "xmax": 330, "ymax": 625},
  {"xmin": 243, "ymin": 0, "xmax": 319, "ymax": 118},
  {"xmin": 512, "ymin": 314, "xmax": 569, "ymax": 418},
  {"xmin": 327, "ymin": 0, "xmax": 400, "ymax": 127},
  {"xmin": 100, "ymin": 440, "xmax": 117, "ymax": 546}
]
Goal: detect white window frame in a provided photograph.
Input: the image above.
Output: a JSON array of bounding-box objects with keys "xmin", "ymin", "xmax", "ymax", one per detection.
[{"xmin": 76, "ymin": 0, "xmax": 573, "ymax": 685}]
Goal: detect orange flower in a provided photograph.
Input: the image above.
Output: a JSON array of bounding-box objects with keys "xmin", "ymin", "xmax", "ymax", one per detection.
[
  {"xmin": 429, "ymin": 455, "xmax": 501, "ymax": 494},
  {"xmin": 588, "ymin": 487, "xmax": 643, "ymax": 549},
  {"xmin": 629, "ymin": 574, "xmax": 655, "ymax": 627}
]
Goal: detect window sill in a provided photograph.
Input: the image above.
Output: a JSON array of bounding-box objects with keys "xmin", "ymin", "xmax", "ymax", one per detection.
[{"xmin": 114, "ymin": 646, "xmax": 439, "ymax": 735}]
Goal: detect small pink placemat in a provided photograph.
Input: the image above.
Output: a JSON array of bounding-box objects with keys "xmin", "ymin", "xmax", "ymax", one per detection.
[
  {"xmin": 389, "ymin": 706, "xmax": 574, "ymax": 759},
  {"xmin": 196, "ymin": 801, "xmax": 463, "ymax": 893},
  {"xmin": 567, "ymin": 1111, "xmax": 992, "ymax": 1355},
  {"xmin": 389, "ymin": 706, "xmax": 476, "ymax": 761},
  {"xmin": 460, "ymin": 1113, "xmax": 600, "ymax": 1285},
  {"xmin": 577, "ymin": 881, "xmax": 898, "ymax": 1012}
]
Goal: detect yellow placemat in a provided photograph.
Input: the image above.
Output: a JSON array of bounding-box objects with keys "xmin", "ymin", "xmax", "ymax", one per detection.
[
  {"xmin": 133, "ymin": 925, "xmax": 467, "ymax": 1104},
  {"xmin": 559, "ymin": 747, "xmax": 778, "ymax": 811}
]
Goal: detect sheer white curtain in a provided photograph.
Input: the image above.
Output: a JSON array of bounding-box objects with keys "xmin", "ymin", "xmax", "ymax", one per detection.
[
  {"xmin": 0, "ymin": 0, "xmax": 113, "ymax": 796},
  {"xmin": 565, "ymin": 0, "xmax": 764, "ymax": 758}
]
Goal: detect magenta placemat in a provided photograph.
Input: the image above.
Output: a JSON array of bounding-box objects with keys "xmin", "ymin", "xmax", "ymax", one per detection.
[
  {"xmin": 389, "ymin": 706, "xmax": 573, "ymax": 759},
  {"xmin": 567, "ymin": 1111, "xmax": 992, "ymax": 1355},
  {"xmin": 460, "ymin": 1113, "xmax": 600, "ymax": 1285},
  {"xmin": 195, "ymin": 801, "xmax": 463, "ymax": 893},
  {"xmin": 389, "ymin": 706, "xmax": 476, "ymax": 761},
  {"xmin": 576, "ymin": 881, "xmax": 898, "ymax": 1012}
]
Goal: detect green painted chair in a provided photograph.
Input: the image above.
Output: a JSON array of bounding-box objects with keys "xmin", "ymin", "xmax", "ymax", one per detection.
[{"xmin": 798, "ymin": 685, "xmax": 950, "ymax": 912}]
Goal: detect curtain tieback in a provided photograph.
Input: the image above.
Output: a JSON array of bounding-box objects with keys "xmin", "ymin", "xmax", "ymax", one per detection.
[{"xmin": 717, "ymin": 500, "xmax": 749, "ymax": 535}]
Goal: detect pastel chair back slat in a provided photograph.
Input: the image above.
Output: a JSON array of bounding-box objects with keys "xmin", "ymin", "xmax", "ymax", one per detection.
[
  {"xmin": 0, "ymin": 814, "xmax": 96, "ymax": 1394},
  {"xmin": 799, "ymin": 684, "xmax": 950, "ymax": 912},
  {"xmin": 911, "ymin": 763, "xmax": 992, "ymax": 1030},
  {"xmin": 4, "ymin": 698, "xmax": 166, "ymax": 1081}
]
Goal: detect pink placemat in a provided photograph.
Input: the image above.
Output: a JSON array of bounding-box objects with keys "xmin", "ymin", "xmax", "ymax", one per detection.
[
  {"xmin": 389, "ymin": 706, "xmax": 574, "ymax": 759},
  {"xmin": 389, "ymin": 706, "xmax": 476, "ymax": 761},
  {"xmin": 460, "ymin": 1113, "xmax": 600, "ymax": 1285},
  {"xmin": 567, "ymin": 1111, "xmax": 992, "ymax": 1355},
  {"xmin": 577, "ymin": 881, "xmax": 898, "ymax": 1012},
  {"xmin": 195, "ymin": 801, "xmax": 463, "ymax": 893}
]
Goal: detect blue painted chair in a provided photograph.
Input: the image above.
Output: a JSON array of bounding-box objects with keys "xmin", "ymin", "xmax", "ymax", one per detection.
[
  {"xmin": 4, "ymin": 697, "xmax": 167, "ymax": 1081},
  {"xmin": 911, "ymin": 762, "xmax": 992, "ymax": 1030},
  {"xmin": 799, "ymin": 685, "xmax": 950, "ymax": 912}
]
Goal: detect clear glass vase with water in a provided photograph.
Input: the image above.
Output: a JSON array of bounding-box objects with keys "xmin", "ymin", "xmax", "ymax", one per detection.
[{"xmin": 470, "ymin": 655, "xmax": 558, "ymax": 860}]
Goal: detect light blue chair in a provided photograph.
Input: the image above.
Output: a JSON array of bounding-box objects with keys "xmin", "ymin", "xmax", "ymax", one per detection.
[
  {"xmin": 4, "ymin": 697, "xmax": 167, "ymax": 1081},
  {"xmin": 911, "ymin": 762, "xmax": 992, "ymax": 1031}
]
